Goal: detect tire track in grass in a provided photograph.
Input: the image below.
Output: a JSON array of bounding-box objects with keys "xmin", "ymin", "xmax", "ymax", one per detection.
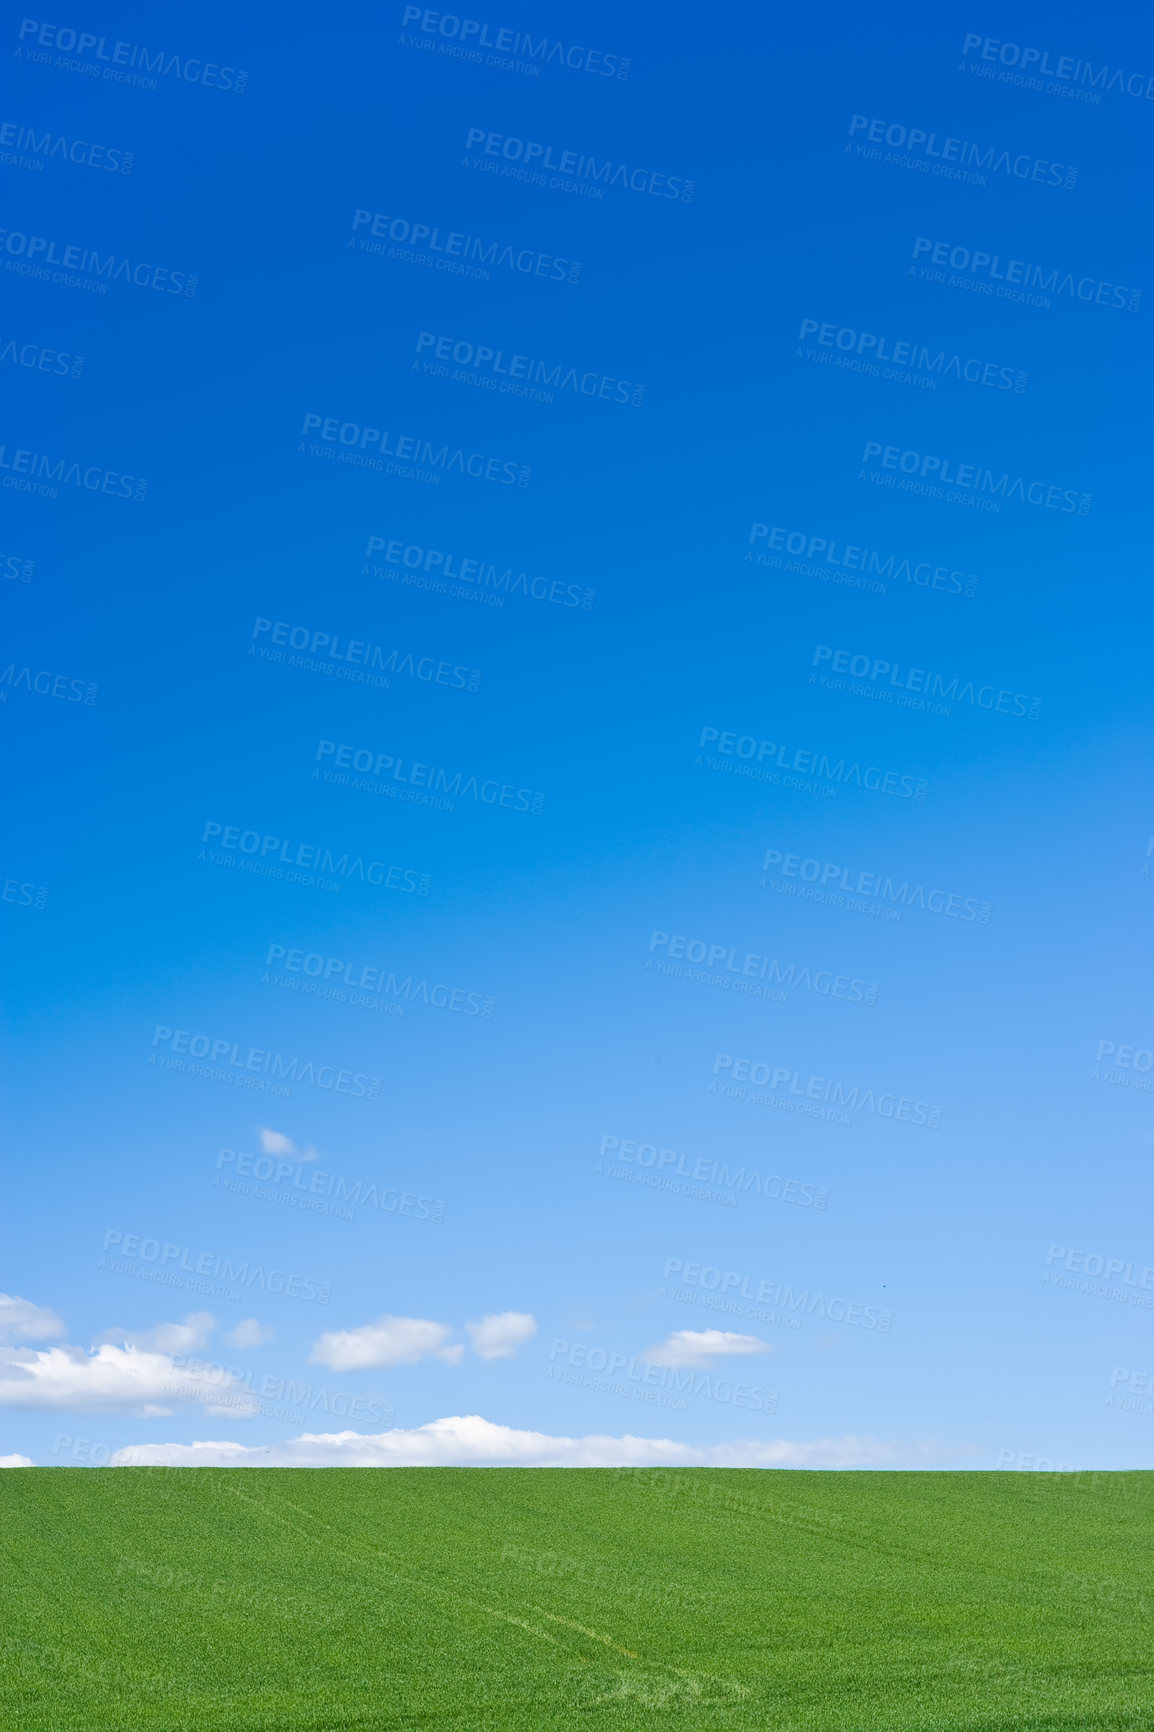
[{"xmin": 218, "ymin": 1479, "xmax": 748, "ymax": 1707}]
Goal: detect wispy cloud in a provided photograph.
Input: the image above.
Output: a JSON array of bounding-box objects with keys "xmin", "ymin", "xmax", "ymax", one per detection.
[
  {"xmin": 643, "ymin": 1329, "xmax": 774, "ymax": 1368},
  {"xmin": 224, "ymin": 1319, "xmax": 274, "ymax": 1349},
  {"xmin": 259, "ymin": 1127, "xmax": 318, "ymax": 1161},
  {"xmin": 310, "ymin": 1316, "xmax": 463, "ymax": 1371},
  {"xmin": 0, "ymin": 1294, "xmax": 65, "ymax": 1346},
  {"xmin": 96, "ymin": 1312, "xmax": 216, "ymax": 1354},
  {"xmin": 465, "ymin": 1312, "xmax": 537, "ymax": 1360}
]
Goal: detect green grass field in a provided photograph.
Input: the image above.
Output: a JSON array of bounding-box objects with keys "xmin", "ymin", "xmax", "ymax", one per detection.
[{"xmin": 3, "ymin": 1467, "xmax": 1154, "ymax": 1729}]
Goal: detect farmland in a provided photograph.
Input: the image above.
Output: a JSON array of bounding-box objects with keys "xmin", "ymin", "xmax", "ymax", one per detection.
[{"xmin": 3, "ymin": 1467, "xmax": 1153, "ymax": 1728}]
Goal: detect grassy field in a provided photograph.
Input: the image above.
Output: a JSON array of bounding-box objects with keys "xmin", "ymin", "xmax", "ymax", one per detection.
[{"xmin": 3, "ymin": 1467, "xmax": 1154, "ymax": 1729}]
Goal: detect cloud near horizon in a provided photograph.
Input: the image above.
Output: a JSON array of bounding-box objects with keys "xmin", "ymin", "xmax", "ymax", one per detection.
[{"xmin": 107, "ymin": 1416, "xmax": 950, "ymax": 1469}]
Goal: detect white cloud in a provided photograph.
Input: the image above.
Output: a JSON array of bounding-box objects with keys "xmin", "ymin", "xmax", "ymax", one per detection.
[
  {"xmin": 96, "ymin": 1312, "xmax": 216, "ymax": 1355},
  {"xmin": 0, "ymin": 1454, "xmax": 33, "ymax": 1467},
  {"xmin": 643, "ymin": 1329, "xmax": 774, "ymax": 1368},
  {"xmin": 466, "ymin": 1312, "xmax": 537, "ymax": 1360},
  {"xmin": 0, "ymin": 1294, "xmax": 66, "ymax": 1346},
  {"xmin": 257, "ymin": 1127, "xmax": 294, "ymax": 1153},
  {"xmin": 0, "ymin": 1343, "xmax": 260, "ymax": 1416},
  {"xmin": 310, "ymin": 1316, "xmax": 463, "ymax": 1371},
  {"xmin": 224, "ymin": 1318, "xmax": 273, "ymax": 1350},
  {"xmin": 108, "ymin": 1416, "xmax": 948, "ymax": 1469},
  {"xmin": 258, "ymin": 1127, "xmax": 317, "ymax": 1161}
]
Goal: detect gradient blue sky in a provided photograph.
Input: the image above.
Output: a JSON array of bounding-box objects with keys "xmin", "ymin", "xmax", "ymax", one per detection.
[{"xmin": 1, "ymin": 0, "xmax": 1152, "ymax": 1469}]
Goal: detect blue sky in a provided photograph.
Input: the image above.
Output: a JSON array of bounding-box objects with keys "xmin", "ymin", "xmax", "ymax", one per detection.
[{"xmin": 1, "ymin": 0, "xmax": 1152, "ymax": 1470}]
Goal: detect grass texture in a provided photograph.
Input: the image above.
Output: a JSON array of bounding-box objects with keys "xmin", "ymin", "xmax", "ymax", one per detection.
[{"xmin": 2, "ymin": 1466, "xmax": 1153, "ymax": 1729}]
